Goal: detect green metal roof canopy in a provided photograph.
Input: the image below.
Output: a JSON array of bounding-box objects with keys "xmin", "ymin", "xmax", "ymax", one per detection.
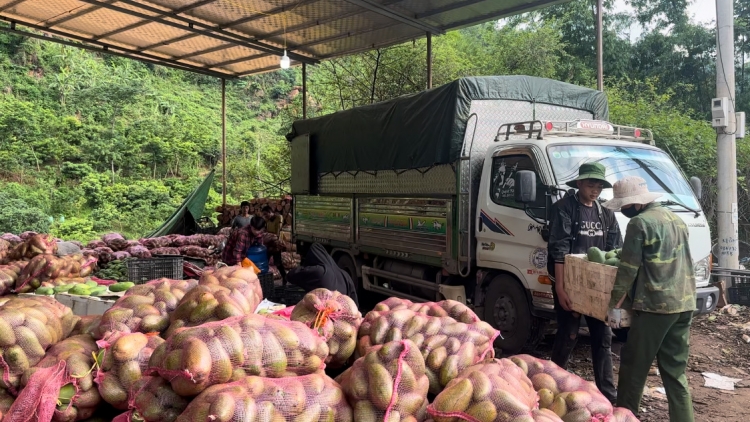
[{"xmin": 0, "ymin": 0, "xmax": 570, "ymax": 77}]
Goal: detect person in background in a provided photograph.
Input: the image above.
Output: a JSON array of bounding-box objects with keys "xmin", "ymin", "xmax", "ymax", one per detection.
[
  {"xmin": 231, "ymin": 201, "xmax": 254, "ymax": 229},
  {"xmin": 222, "ymin": 216, "xmax": 265, "ymax": 266},
  {"xmin": 262, "ymin": 205, "xmax": 283, "ymax": 236},
  {"xmin": 546, "ymin": 162, "xmax": 620, "ymax": 404},
  {"xmin": 604, "ymin": 176, "xmax": 695, "ymax": 422},
  {"xmin": 286, "ymin": 243, "xmax": 359, "ymax": 307}
]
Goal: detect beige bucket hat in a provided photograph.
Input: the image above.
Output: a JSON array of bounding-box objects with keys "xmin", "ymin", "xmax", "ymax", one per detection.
[{"xmin": 602, "ymin": 176, "xmax": 662, "ymax": 210}]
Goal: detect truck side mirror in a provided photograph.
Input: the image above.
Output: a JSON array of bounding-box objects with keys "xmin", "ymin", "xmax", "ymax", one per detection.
[
  {"xmin": 690, "ymin": 177, "xmax": 702, "ymax": 200},
  {"xmin": 515, "ymin": 170, "xmax": 537, "ymax": 204}
]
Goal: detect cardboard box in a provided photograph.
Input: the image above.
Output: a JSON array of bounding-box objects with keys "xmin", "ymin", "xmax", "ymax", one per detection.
[{"xmin": 563, "ymin": 254, "xmax": 631, "ymax": 327}]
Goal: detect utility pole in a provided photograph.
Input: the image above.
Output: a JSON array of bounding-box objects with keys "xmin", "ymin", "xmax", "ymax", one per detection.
[
  {"xmin": 716, "ymin": 0, "xmax": 739, "ymax": 282},
  {"xmin": 596, "ymin": 0, "xmax": 603, "ymax": 91}
]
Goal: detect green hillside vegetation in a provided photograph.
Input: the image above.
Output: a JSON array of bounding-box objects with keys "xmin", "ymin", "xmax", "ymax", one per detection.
[{"xmin": 1, "ymin": 0, "xmax": 750, "ymax": 243}]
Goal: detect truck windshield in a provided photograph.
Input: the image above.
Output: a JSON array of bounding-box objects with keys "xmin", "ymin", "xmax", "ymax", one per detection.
[{"xmin": 548, "ymin": 144, "xmax": 700, "ymax": 210}]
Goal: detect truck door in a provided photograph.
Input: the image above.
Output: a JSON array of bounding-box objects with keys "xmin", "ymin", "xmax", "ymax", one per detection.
[{"xmin": 476, "ymin": 148, "xmax": 550, "ymax": 282}]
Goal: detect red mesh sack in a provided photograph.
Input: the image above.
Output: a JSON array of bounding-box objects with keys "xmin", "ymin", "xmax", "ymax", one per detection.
[
  {"xmin": 357, "ymin": 308, "xmax": 499, "ymax": 394},
  {"xmin": 165, "ymin": 266, "xmax": 263, "ymax": 338},
  {"xmin": 138, "ymin": 237, "xmax": 171, "ymax": 250},
  {"xmin": 511, "ymin": 355, "xmax": 613, "ymax": 421},
  {"xmin": 14, "ymin": 254, "xmax": 97, "ymax": 293},
  {"xmin": 173, "ymin": 372, "xmax": 352, "ymax": 422},
  {"xmin": 291, "ymin": 288, "xmax": 363, "ymax": 368},
  {"xmin": 95, "ymin": 278, "xmax": 198, "ymax": 339},
  {"xmin": 6, "ymin": 335, "xmax": 101, "ymax": 422},
  {"xmin": 0, "ymin": 239, "xmax": 10, "ymax": 263},
  {"xmin": 2, "ymin": 234, "xmax": 58, "ymax": 263},
  {"xmin": 102, "ymin": 233, "xmax": 128, "ymax": 252},
  {"xmin": 148, "ymin": 314, "xmax": 329, "ymax": 397},
  {"xmin": 95, "ymin": 332, "xmax": 165, "ymax": 410},
  {"xmin": 0, "ymin": 296, "xmax": 79, "ymax": 395},
  {"xmin": 0, "ymin": 262, "xmax": 27, "ymax": 296},
  {"xmin": 338, "ymin": 339, "xmax": 429, "ymax": 422},
  {"xmin": 428, "ymin": 358, "xmax": 548, "ymax": 422},
  {"xmin": 110, "ymin": 376, "xmax": 189, "ymax": 422},
  {"xmin": 611, "ymin": 407, "xmax": 639, "ymax": 422},
  {"xmin": 149, "ymin": 247, "xmax": 180, "ymax": 256},
  {"xmin": 1, "ymin": 234, "xmax": 22, "ymax": 246},
  {"xmin": 371, "ymin": 298, "xmax": 480, "ymax": 324},
  {"xmin": 125, "ymin": 246, "xmax": 151, "ymax": 259}
]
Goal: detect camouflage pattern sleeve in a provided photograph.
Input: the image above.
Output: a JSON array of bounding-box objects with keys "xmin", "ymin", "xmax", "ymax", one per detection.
[{"xmin": 609, "ymin": 218, "xmax": 644, "ymax": 309}]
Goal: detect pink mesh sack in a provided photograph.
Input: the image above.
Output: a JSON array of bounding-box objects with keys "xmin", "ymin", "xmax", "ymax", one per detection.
[
  {"xmin": 95, "ymin": 278, "xmax": 199, "ymax": 339},
  {"xmin": 95, "ymin": 332, "xmax": 165, "ymax": 410},
  {"xmin": 371, "ymin": 298, "xmax": 480, "ymax": 324},
  {"xmin": 173, "ymin": 372, "xmax": 352, "ymax": 422},
  {"xmin": 69, "ymin": 316, "xmax": 102, "ymax": 338},
  {"xmin": 290, "ymin": 288, "xmax": 363, "ymax": 368},
  {"xmin": 6, "ymin": 334, "xmax": 101, "ymax": 422},
  {"xmin": 149, "ymin": 314, "xmax": 329, "ymax": 397},
  {"xmin": 511, "ymin": 355, "xmax": 613, "ymax": 421},
  {"xmin": 164, "ymin": 266, "xmax": 263, "ymax": 337},
  {"xmin": 0, "ymin": 239, "xmax": 9, "ymax": 263},
  {"xmin": 15, "ymin": 254, "xmax": 96, "ymax": 293},
  {"xmin": 611, "ymin": 407, "xmax": 639, "ymax": 422},
  {"xmin": 0, "ymin": 296, "xmax": 79, "ymax": 395},
  {"xmin": 0, "ymin": 262, "xmax": 27, "ymax": 296},
  {"xmin": 428, "ymin": 358, "xmax": 550, "ymax": 422},
  {"xmin": 2, "ymin": 234, "xmax": 57, "ymax": 264},
  {"xmin": 338, "ymin": 339, "xmax": 429, "ymax": 422},
  {"xmin": 111, "ymin": 376, "xmax": 190, "ymax": 422},
  {"xmin": 357, "ymin": 308, "xmax": 499, "ymax": 394}
]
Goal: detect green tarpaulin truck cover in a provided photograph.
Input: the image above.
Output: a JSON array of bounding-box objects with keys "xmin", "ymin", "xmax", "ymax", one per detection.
[{"xmin": 287, "ymin": 76, "xmax": 608, "ymax": 173}]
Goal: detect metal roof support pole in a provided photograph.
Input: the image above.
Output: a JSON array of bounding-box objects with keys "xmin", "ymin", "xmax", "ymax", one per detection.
[
  {"xmin": 221, "ymin": 78, "xmax": 227, "ymax": 208},
  {"xmin": 426, "ymin": 32, "xmax": 432, "ymax": 89},
  {"xmin": 302, "ymin": 63, "xmax": 307, "ymax": 119},
  {"xmin": 596, "ymin": 0, "xmax": 603, "ymax": 91}
]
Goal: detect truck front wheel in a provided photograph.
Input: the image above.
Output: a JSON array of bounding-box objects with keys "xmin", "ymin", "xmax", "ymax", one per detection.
[{"xmin": 483, "ymin": 274, "xmax": 545, "ymax": 355}]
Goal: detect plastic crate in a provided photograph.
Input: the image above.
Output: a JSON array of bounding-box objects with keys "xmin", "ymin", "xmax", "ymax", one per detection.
[
  {"xmin": 728, "ymin": 286, "xmax": 750, "ymax": 306},
  {"xmin": 125, "ymin": 256, "xmax": 183, "ymax": 284},
  {"xmin": 281, "ymin": 285, "xmax": 307, "ymax": 306},
  {"xmin": 258, "ymin": 272, "xmax": 276, "ymax": 300}
]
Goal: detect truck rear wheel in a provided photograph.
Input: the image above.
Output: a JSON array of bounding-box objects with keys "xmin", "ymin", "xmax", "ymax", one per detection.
[
  {"xmin": 335, "ymin": 254, "xmax": 377, "ymax": 311},
  {"xmin": 484, "ymin": 274, "xmax": 545, "ymax": 355}
]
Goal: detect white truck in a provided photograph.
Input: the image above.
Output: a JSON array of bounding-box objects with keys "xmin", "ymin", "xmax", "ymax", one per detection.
[{"xmin": 287, "ymin": 76, "xmax": 719, "ymax": 353}]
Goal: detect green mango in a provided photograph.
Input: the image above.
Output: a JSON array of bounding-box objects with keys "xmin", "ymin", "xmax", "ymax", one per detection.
[
  {"xmin": 90, "ymin": 286, "xmax": 108, "ymax": 296},
  {"xmin": 35, "ymin": 286, "xmax": 55, "ymax": 296},
  {"xmin": 109, "ymin": 282, "xmax": 135, "ymax": 292},
  {"xmin": 605, "ymin": 250, "xmax": 618, "ymax": 259},
  {"xmin": 54, "ymin": 284, "xmax": 76, "ymax": 293},
  {"xmin": 69, "ymin": 284, "xmax": 92, "ymax": 296},
  {"xmin": 604, "ymin": 257, "xmax": 620, "ymax": 267},
  {"xmin": 586, "ymin": 247, "xmax": 606, "ymax": 264}
]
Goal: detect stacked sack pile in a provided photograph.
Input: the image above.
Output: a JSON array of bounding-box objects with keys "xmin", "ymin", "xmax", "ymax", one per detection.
[{"xmin": 0, "ymin": 248, "xmax": 643, "ymax": 422}]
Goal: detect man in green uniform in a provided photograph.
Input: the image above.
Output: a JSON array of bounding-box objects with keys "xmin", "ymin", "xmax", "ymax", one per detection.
[{"xmin": 603, "ymin": 176, "xmax": 695, "ymax": 422}]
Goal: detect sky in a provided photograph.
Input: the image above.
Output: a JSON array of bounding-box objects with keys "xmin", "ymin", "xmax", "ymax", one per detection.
[
  {"xmin": 613, "ymin": 0, "xmax": 717, "ymax": 40},
  {"xmin": 614, "ymin": 0, "xmax": 716, "ymax": 25}
]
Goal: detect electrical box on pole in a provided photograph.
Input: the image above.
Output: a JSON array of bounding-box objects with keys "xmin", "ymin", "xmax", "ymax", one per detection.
[
  {"xmin": 712, "ymin": 97, "xmax": 729, "ymax": 128},
  {"xmin": 736, "ymin": 112, "xmax": 746, "ymax": 138}
]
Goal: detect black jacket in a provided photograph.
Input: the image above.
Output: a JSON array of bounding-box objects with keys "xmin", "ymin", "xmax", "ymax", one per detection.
[
  {"xmin": 547, "ymin": 193, "xmax": 622, "ymax": 281},
  {"xmin": 286, "ymin": 244, "xmax": 359, "ymax": 307}
]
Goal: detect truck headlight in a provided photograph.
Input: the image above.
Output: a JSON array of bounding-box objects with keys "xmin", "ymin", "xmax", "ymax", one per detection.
[{"xmin": 694, "ymin": 256, "xmax": 710, "ymax": 282}]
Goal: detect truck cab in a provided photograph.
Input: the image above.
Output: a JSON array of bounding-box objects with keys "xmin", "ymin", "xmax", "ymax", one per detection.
[{"xmin": 474, "ymin": 119, "xmax": 718, "ymax": 352}]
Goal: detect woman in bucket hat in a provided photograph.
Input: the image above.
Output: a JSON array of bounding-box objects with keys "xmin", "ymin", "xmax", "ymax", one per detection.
[
  {"xmin": 604, "ymin": 176, "xmax": 696, "ymax": 422},
  {"xmin": 546, "ymin": 162, "xmax": 620, "ymax": 403}
]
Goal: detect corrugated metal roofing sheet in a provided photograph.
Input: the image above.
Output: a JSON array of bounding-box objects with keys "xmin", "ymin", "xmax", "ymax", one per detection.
[{"xmin": 0, "ymin": 0, "xmax": 568, "ymax": 77}]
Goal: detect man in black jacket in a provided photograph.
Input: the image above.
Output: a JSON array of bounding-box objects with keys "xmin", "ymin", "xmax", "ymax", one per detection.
[{"xmin": 547, "ymin": 162, "xmax": 621, "ymax": 403}]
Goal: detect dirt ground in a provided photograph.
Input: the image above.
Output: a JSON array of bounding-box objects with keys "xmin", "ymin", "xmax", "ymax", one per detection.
[{"xmin": 529, "ymin": 306, "xmax": 750, "ymax": 422}]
